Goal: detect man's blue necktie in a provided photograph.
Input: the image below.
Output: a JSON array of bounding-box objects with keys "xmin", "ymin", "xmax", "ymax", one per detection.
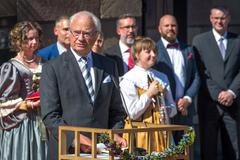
[{"xmin": 219, "ymin": 37, "xmax": 226, "ymax": 59}]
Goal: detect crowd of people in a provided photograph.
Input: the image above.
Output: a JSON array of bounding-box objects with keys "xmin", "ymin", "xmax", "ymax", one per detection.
[{"xmin": 0, "ymin": 5, "xmax": 240, "ymax": 160}]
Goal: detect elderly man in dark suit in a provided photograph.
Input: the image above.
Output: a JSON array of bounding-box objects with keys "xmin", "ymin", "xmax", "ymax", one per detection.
[
  {"xmin": 38, "ymin": 15, "xmax": 70, "ymax": 60},
  {"xmin": 193, "ymin": 6, "xmax": 240, "ymax": 160},
  {"xmin": 105, "ymin": 13, "xmax": 138, "ymax": 77},
  {"xmin": 40, "ymin": 11, "xmax": 126, "ymax": 160},
  {"xmin": 154, "ymin": 15, "xmax": 200, "ymax": 130}
]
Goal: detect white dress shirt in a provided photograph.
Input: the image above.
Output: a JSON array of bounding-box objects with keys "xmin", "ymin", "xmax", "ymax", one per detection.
[
  {"xmin": 57, "ymin": 41, "xmax": 67, "ymax": 55},
  {"xmin": 120, "ymin": 65, "xmax": 177, "ymax": 120},
  {"xmin": 71, "ymin": 48, "xmax": 96, "ymax": 92},
  {"xmin": 119, "ymin": 40, "xmax": 131, "ymax": 73},
  {"xmin": 161, "ymin": 37, "xmax": 186, "ymax": 101},
  {"xmin": 212, "ymin": 28, "xmax": 227, "ymax": 54}
]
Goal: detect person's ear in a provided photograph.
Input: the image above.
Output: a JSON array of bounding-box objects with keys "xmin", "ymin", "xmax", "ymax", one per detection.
[
  {"xmin": 116, "ymin": 27, "xmax": 121, "ymax": 36},
  {"xmin": 54, "ymin": 27, "xmax": 58, "ymax": 36},
  {"xmin": 135, "ymin": 52, "xmax": 140, "ymax": 60}
]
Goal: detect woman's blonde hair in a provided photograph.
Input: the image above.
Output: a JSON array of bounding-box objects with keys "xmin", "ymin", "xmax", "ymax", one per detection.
[
  {"xmin": 131, "ymin": 36, "xmax": 157, "ymax": 61},
  {"xmin": 9, "ymin": 21, "xmax": 42, "ymax": 52}
]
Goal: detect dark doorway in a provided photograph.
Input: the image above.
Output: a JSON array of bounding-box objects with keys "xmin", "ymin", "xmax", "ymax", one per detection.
[{"xmin": 173, "ymin": 0, "xmax": 187, "ymax": 42}]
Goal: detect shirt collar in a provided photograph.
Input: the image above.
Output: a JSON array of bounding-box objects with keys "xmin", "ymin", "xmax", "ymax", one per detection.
[
  {"xmin": 56, "ymin": 41, "xmax": 67, "ymax": 54},
  {"xmin": 161, "ymin": 37, "xmax": 179, "ymax": 48},
  {"xmin": 212, "ymin": 28, "xmax": 227, "ymax": 41},
  {"xmin": 70, "ymin": 47, "xmax": 92, "ymax": 63},
  {"xmin": 135, "ymin": 65, "xmax": 148, "ymax": 72},
  {"xmin": 132, "ymin": 65, "xmax": 156, "ymax": 79},
  {"xmin": 119, "ymin": 40, "xmax": 130, "ymax": 53}
]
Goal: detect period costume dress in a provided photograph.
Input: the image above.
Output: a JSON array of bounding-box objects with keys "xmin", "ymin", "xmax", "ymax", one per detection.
[
  {"xmin": 0, "ymin": 58, "xmax": 47, "ymax": 160},
  {"xmin": 120, "ymin": 65, "xmax": 177, "ymax": 152}
]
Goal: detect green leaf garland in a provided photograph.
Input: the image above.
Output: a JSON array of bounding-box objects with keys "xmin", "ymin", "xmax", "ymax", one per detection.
[{"xmin": 98, "ymin": 127, "xmax": 195, "ymax": 160}]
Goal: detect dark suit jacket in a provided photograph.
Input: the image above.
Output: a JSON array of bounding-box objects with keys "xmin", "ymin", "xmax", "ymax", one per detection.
[
  {"xmin": 192, "ymin": 31, "xmax": 240, "ymax": 159},
  {"xmin": 193, "ymin": 31, "xmax": 240, "ymax": 113},
  {"xmin": 37, "ymin": 43, "xmax": 59, "ymax": 61},
  {"xmin": 40, "ymin": 50, "xmax": 126, "ymax": 159},
  {"xmin": 104, "ymin": 44, "xmax": 125, "ymax": 76},
  {"xmin": 154, "ymin": 39, "xmax": 200, "ymax": 124}
]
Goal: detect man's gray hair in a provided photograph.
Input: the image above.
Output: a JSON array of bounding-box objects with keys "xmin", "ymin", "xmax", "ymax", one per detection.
[{"xmin": 70, "ymin": 11, "xmax": 101, "ymax": 32}]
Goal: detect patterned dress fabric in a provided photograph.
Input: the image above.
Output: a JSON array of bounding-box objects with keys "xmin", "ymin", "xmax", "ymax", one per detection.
[{"xmin": 0, "ymin": 58, "xmax": 47, "ymax": 160}]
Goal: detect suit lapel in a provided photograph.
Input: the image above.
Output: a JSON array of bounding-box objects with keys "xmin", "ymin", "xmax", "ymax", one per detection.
[
  {"xmin": 53, "ymin": 43, "xmax": 60, "ymax": 57},
  {"xmin": 208, "ymin": 32, "xmax": 225, "ymax": 62},
  {"xmin": 157, "ymin": 40, "xmax": 173, "ymax": 69},
  {"xmin": 115, "ymin": 45, "xmax": 123, "ymax": 58},
  {"xmin": 225, "ymin": 33, "xmax": 235, "ymax": 61},
  {"xmin": 92, "ymin": 54, "xmax": 104, "ymax": 100},
  {"xmin": 179, "ymin": 43, "xmax": 189, "ymax": 86},
  {"xmin": 115, "ymin": 45, "xmax": 124, "ymax": 75},
  {"xmin": 63, "ymin": 51, "xmax": 92, "ymax": 103}
]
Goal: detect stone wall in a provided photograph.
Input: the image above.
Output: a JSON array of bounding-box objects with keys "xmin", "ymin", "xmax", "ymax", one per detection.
[
  {"xmin": 0, "ymin": 0, "xmax": 240, "ymax": 63},
  {"xmin": 100, "ymin": 0, "xmax": 142, "ymax": 50}
]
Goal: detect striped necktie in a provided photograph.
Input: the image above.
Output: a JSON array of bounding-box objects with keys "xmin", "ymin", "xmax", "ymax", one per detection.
[{"xmin": 79, "ymin": 57, "xmax": 95, "ymax": 103}]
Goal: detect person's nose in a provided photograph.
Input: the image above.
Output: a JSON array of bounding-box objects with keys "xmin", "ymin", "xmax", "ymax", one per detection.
[
  {"xmin": 168, "ymin": 25, "xmax": 174, "ymax": 30},
  {"xmin": 76, "ymin": 33, "xmax": 85, "ymax": 41},
  {"xmin": 129, "ymin": 27, "xmax": 134, "ymax": 32},
  {"xmin": 32, "ymin": 38, "xmax": 37, "ymax": 44},
  {"xmin": 151, "ymin": 51, "xmax": 156, "ymax": 57}
]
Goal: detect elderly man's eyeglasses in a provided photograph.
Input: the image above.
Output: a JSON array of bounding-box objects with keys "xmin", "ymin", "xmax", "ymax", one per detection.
[{"xmin": 70, "ymin": 30, "xmax": 96, "ymax": 38}]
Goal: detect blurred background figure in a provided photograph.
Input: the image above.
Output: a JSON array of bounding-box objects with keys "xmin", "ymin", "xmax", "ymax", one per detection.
[
  {"xmin": 0, "ymin": 21, "xmax": 47, "ymax": 160},
  {"xmin": 92, "ymin": 31, "xmax": 104, "ymax": 54},
  {"xmin": 154, "ymin": 15, "xmax": 200, "ymax": 148},
  {"xmin": 105, "ymin": 13, "xmax": 138, "ymax": 77},
  {"xmin": 193, "ymin": 6, "xmax": 240, "ymax": 160},
  {"xmin": 38, "ymin": 15, "xmax": 70, "ymax": 60}
]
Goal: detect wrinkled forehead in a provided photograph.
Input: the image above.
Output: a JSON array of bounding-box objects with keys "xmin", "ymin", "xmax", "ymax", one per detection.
[{"xmin": 70, "ymin": 15, "xmax": 96, "ymax": 31}]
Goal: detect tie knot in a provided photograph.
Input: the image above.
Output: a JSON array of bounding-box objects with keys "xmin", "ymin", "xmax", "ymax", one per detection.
[
  {"xmin": 219, "ymin": 37, "xmax": 224, "ymax": 42},
  {"xmin": 80, "ymin": 57, "xmax": 88, "ymax": 64},
  {"xmin": 167, "ymin": 43, "xmax": 179, "ymax": 49}
]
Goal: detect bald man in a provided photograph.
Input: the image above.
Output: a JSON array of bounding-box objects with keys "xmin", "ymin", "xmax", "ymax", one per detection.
[{"xmin": 153, "ymin": 14, "xmax": 200, "ymax": 141}]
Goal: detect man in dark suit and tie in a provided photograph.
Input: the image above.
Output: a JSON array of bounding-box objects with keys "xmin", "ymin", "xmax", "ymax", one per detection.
[
  {"xmin": 105, "ymin": 13, "xmax": 137, "ymax": 77},
  {"xmin": 154, "ymin": 14, "xmax": 200, "ymax": 129},
  {"xmin": 40, "ymin": 11, "xmax": 126, "ymax": 160},
  {"xmin": 38, "ymin": 16, "xmax": 70, "ymax": 60},
  {"xmin": 192, "ymin": 6, "xmax": 240, "ymax": 160}
]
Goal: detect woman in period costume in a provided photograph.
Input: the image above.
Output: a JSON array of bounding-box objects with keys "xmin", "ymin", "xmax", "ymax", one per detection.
[
  {"xmin": 0, "ymin": 21, "xmax": 47, "ymax": 160},
  {"xmin": 120, "ymin": 37, "xmax": 177, "ymax": 152}
]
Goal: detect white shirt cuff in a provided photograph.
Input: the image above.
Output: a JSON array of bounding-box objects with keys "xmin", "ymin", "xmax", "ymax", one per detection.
[
  {"xmin": 183, "ymin": 96, "xmax": 192, "ymax": 104},
  {"xmin": 227, "ymin": 89, "xmax": 236, "ymax": 99}
]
